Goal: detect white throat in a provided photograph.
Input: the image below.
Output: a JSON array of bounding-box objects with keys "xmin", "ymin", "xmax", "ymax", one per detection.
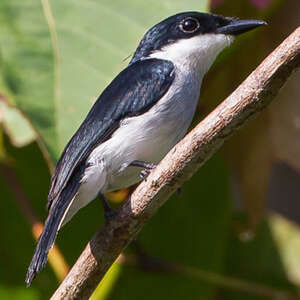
[{"xmin": 150, "ymin": 33, "xmax": 234, "ymax": 76}]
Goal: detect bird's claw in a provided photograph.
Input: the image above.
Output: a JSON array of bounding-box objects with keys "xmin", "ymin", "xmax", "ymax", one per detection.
[
  {"xmin": 140, "ymin": 169, "xmax": 150, "ymax": 180},
  {"xmin": 140, "ymin": 163, "xmax": 156, "ymax": 180}
]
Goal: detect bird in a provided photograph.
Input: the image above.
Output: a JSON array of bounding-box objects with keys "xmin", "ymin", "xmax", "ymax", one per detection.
[{"xmin": 26, "ymin": 11, "xmax": 266, "ymax": 286}]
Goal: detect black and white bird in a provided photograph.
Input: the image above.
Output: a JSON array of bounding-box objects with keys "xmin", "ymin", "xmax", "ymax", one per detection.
[{"xmin": 26, "ymin": 11, "xmax": 265, "ymax": 285}]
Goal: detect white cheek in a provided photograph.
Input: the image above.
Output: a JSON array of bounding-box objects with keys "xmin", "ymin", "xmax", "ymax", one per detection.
[{"xmin": 150, "ymin": 34, "xmax": 234, "ymax": 73}]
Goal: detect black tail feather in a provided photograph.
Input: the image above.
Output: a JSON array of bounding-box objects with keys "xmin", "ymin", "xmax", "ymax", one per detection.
[
  {"xmin": 25, "ymin": 200, "xmax": 69, "ymax": 286},
  {"xmin": 25, "ymin": 167, "xmax": 83, "ymax": 286}
]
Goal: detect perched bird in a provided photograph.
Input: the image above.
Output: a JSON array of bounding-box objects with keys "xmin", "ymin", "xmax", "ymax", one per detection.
[{"xmin": 26, "ymin": 11, "xmax": 265, "ymax": 285}]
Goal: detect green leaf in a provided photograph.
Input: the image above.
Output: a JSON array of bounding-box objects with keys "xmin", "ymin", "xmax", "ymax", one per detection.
[
  {"xmin": 90, "ymin": 263, "xmax": 122, "ymax": 300},
  {"xmin": 269, "ymin": 214, "xmax": 300, "ymax": 287},
  {"xmin": 0, "ymin": 0, "xmax": 56, "ymax": 160},
  {"xmin": 0, "ymin": 285, "xmax": 39, "ymax": 300},
  {"xmin": 0, "ymin": 102, "xmax": 36, "ymax": 147}
]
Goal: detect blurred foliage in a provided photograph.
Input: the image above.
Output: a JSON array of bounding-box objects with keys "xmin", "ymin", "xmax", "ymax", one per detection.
[
  {"xmin": 0, "ymin": 0, "xmax": 300, "ymax": 300},
  {"xmin": 0, "ymin": 101, "xmax": 36, "ymax": 147}
]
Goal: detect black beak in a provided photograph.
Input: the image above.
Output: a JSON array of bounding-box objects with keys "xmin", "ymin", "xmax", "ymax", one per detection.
[{"xmin": 216, "ymin": 18, "xmax": 267, "ymax": 35}]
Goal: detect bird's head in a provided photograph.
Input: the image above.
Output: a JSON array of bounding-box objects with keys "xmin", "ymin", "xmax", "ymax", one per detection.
[{"xmin": 131, "ymin": 12, "xmax": 266, "ymax": 71}]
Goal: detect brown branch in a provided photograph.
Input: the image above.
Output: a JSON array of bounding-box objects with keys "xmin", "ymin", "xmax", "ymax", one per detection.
[{"xmin": 51, "ymin": 27, "xmax": 300, "ymax": 300}]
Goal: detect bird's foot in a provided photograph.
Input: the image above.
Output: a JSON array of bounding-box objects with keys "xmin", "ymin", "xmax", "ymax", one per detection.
[
  {"xmin": 139, "ymin": 164, "xmax": 156, "ymax": 180},
  {"xmin": 129, "ymin": 160, "xmax": 157, "ymax": 180}
]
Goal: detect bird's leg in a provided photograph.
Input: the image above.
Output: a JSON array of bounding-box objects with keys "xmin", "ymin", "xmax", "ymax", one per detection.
[
  {"xmin": 98, "ymin": 193, "xmax": 116, "ymax": 221},
  {"xmin": 129, "ymin": 160, "xmax": 157, "ymax": 180},
  {"xmin": 130, "ymin": 160, "xmax": 182, "ymax": 194}
]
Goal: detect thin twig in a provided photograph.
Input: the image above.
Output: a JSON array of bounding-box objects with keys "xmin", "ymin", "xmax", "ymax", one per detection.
[
  {"xmin": 51, "ymin": 27, "xmax": 300, "ymax": 300},
  {"xmin": 0, "ymin": 163, "xmax": 69, "ymax": 281}
]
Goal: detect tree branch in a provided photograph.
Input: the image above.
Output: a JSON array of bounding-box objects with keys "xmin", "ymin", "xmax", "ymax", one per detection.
[{"xmin": 51, "ymin": 27, "xmax": 300, "ymax": 300}]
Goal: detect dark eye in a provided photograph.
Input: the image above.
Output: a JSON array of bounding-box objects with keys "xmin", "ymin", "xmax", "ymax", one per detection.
[{"xmin": 180, "ymin": 18, "xmax": 200, "ymax": 33}]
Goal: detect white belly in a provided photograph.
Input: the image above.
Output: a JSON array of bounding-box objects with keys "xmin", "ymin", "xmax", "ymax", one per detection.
[{"xmin": 103, "ymin": 106, "xmax": 193, "ymax": 191}]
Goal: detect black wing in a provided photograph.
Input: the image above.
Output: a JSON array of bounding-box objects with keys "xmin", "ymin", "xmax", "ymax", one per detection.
[{"xmin": 47, "ymin": 58, "xmax": 175, "ymax": 209}]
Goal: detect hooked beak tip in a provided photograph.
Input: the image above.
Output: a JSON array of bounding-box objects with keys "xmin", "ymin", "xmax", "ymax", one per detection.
[{"xmin": 217, "ymin": 18, "xmax": 267, "ymax": 36}]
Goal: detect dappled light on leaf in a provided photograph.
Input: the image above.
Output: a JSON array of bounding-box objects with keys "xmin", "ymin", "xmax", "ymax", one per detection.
[{"xmin": 0, "ymin": 101, "xmax": 36, "ymax": 147}]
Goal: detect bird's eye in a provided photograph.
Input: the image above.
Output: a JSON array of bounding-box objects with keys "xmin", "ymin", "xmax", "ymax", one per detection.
[{"xmin": 180, "ymin": 18, "xmax": 200, "ymax": 33}]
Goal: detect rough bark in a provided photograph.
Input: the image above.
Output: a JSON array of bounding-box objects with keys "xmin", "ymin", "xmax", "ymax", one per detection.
[{"xmin": 51, "ymin": 27, "xmax": 300, "ymax": 299}]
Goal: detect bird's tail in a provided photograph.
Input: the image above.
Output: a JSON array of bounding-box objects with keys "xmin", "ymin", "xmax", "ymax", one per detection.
[{"xmin": 25, "ymin": 171, "xmax": 81, "ymax": 286}]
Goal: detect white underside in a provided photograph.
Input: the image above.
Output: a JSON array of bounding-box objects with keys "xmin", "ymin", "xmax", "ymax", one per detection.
[{"xmin": 60, "ymin": 33, "xmax": 233, "ymax": 227}]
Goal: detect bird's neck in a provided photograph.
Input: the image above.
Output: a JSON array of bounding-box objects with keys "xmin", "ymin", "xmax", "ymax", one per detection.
[{"xmin": 149, "ymin": 34, "xmax": 234, "ymax": 78}]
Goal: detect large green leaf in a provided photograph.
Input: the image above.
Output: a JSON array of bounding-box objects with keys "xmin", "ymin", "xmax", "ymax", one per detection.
[{"xmin": 0, "ymin": 0, "xmax": 56, "ymax": 160}]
